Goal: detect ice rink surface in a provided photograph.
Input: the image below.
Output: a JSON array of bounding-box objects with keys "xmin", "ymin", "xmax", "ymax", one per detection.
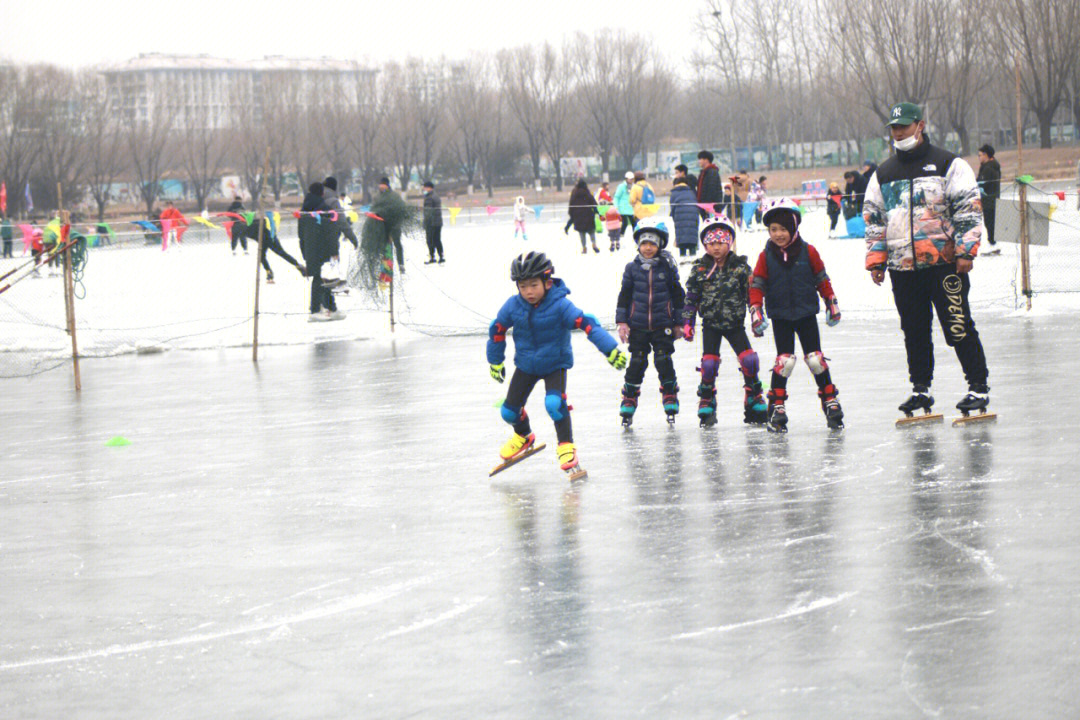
[{"xmin": 3, "ymin": 307, "xmax": 1079, "ymax": 718}]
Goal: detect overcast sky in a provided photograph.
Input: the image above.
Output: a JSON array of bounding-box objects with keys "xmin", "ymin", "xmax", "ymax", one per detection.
[{"xmin": 4, "ymin": 0, "xmax": 706, "ymax": 71}]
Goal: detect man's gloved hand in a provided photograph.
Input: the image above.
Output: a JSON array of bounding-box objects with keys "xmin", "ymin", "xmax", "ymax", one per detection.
[
  {"xmin": 826, "ymin": 297, "xmax": 841, "ymax": 327},
  {"xmin": 490, "ymin": 363, "xmax": 506, "ymax": 383},
  {"xmin": 750, "ymin": 306, "xmax": 769, "ymax": 337},
  {"xmin": 607, "ymin": 348, "xmax": 629, "ymax": 370}
]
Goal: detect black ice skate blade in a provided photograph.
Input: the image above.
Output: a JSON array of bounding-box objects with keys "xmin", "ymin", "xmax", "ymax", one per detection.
[
  {"xmin": 699, "ymin": 415, "xmax": 717, "ymax": 427},
  {"xmin": 766, "ymin": 423, "xmax": 788, "ymax": 434},
  {"xmin": 489, "ymin": 443, "xmax": 547, "ymax": 478},
  {"xmin": 621, "ymin": 416, "xmax": 634, "ymax": 429},
  {"xmin": 896, "ymin": 413, "xmax": 944, "ymax": 427},
  {"xmin": 666, "ymin": 415, "xmax": 677, "ymax": 426},
  {"xmin": 952, "ymin": 412, "xmax": 997, "ymax": 427}
]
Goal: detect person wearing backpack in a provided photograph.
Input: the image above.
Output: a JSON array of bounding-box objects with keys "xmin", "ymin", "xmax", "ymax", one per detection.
[{"xmin": 629, "ymin": 171, "xmax": 658, "ymax": 221}]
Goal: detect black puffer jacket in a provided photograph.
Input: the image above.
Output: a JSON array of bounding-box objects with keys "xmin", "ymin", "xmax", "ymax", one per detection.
[
  {"xmin": 568, "ymin": 186, "xmax": 598, "ymax": 232},
  {"xmin": 299, "ymin": 191, "xmax": 332, "ymax": 267},
  {"xmin": 615, "ymin": 251, "xmax": 686, "ymax": 330}
]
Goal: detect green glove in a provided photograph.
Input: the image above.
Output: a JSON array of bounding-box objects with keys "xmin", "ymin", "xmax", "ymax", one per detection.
[
  {"xmin": 490, "ymin": 363, "xmax": 506, "ymax": 383},
  {"xmin": 607, "ymin": 348, "xmax": 629, "ymax": 370}
]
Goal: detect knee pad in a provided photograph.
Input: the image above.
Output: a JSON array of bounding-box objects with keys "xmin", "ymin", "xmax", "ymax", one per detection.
[
  {"xmin": 805, "ymin": 351, "xmax": 829, "ymax": 376},
  {"xmin": 700, "ymin": 354, "xmax": 720, "ymax": 383},
  {"xmin": 545, "ymin": 391, "xmax": 568, "ymax": 421},
  {"xmin": 654, "ymin": 346, "xmax": 672, "ymax": 363},
  {"xmin": 501, "ymin": 403, "xmax": 524, "ymax": 424},
  {"xmin": 738, "ymin": 349, "xmax": 760, "ymax": 378},
  {"xmin": 773, "ymin": 354, "xmax": 796, "ymax": 378}
]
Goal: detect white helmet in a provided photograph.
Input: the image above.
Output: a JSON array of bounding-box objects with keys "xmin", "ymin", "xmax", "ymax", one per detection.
[
  {"xmin": 633, "ymin": 216, "xmax": 669, "ymax": 249},
  {"xmin": 624, "ymin": 171, "xmax": 635, "ymax": 181},
  {"xmin": 699, "ymin": 213, "xmax": 737, "ymax": 244},
  {"xmin": 761, "ymin": 197, "xmax": 802, "ymax": 229}
]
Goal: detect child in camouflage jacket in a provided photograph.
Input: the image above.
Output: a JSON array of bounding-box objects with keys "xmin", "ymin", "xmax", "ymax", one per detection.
[{"xmin": 682, "ymin": 214, "xmax": 768, "ymax": 425}]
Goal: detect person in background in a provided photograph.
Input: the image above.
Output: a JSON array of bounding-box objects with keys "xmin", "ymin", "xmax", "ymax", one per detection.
[
  {"xmin": 227, "ymin": 195, "xmax": 244, "ymax": 213},
  {"xmin": 731, "ymin": 170, "xmax": 750, "ymax": 230},
  {"xmin": 629, "ymin": 171, "xmax": 658, "ymax": 222},
  {"xmin": 565, "ymin": 179, "xmax": 600, "ymax": 254},
  {"xmin": 696, "ymin": 151, "xmax": 722, "ymax": 218},
  {"xmin": 614, "ymin": 171, "xmax": 636, "ymax": 236},
  {"xmin": 597, "ymin": 181, "xmax": 613, "ymax": 205},
  {"xmin": 1, "ymin": 215, "xmax": 13, "ymax": 258},
  {"xmin": 976, "ymin": 145, "xmax": 1001, "ymax": 254},
  {"xmin": 513, "ymin": 196, "xmax": 529, "ymax": 241},
  {"xmin": 299, "ymin": 181, "xmax": 342, "ymax": 321},
  {"xmin": 669, "ymin": 176, "xmax": 700, "ymax": 258},
  {"xmin": 159, "ymin": 200, "xmax": 188, "ymax": 251},
  {"xmin": 826, "ymin": 181, "xmax": 843, "ymax": 236},
  {"xmin": 674, "ymin": 163, "xmax": 698, "ymax": 194},
  {"xmin": 844, "ymin": 170, "xmax": 868, "ymax": 215},
  {"xmin": 422, "ymin": 180, "xmax": 444, "ymax": 264}
]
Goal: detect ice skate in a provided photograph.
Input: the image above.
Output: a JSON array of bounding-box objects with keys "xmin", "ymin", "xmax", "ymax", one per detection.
[
  {"xmin": 328, "ymin": 310, "xmax": 346, "ymax": 321},
  {"xmin": 743, "ymin": 380, "xmax": 768, "ymax": 425},
  {"xmin": 661, "ymin": 381, "xmax": 679, "ymax": 425},
  {"xmin": 819, "ymin": 384, "xmax": 844, "ymax": 430},
  {"xmin": 489, "ymin": 433, "xmax": 546, "ymax": 477},
  {"xmin": 698, "ymin": 383, "xmax": 717, "ymax": 427},
  {"xmin": 896, "ymin": 385, "xmax": 943, "ymax": 426},
  {"xmin": 620, "ymin": 383, "xmax": 640, "ymax": 428},
  {"xmin": 592, "ymin": 243, "xmax": 600, "ymax": 254},
  {"xmin": 953, "ymin": 385, "xmax": 996, "ymax": 426},
  {"xmin": 557, "ymin": 442, "xmax": 587, "ymax": 481},
  {"xmin": 425, "ymin": 257, "xmax": 437, "ymax": 264},
  {"xmin": 616, "ymin": 241, "xmax": 621, "ymax": 250},
  {"xmin": 266, "ymin": 273, "xmax": 275, "ymax": 284},
  {"xmin": 438, "ymin": 257, "xmax": 445, "ymax": 263},
  {"xmin": 309, "ymin": 310, "xmax": 332, "ymax": 322},
  {"xmin": 767, "ymin": 388, "xmax": 788, "ymax": 433},
  {"xmin": 982, "ymin": 245, "xmax": 1001, "ymax": 256},
  {"xmin": 581, "ymin": 247, "xmax": 588, "ymax": 255},
  {"xmin": 609, "ymin": 241, "xmax": 616, "ymax": 252}
]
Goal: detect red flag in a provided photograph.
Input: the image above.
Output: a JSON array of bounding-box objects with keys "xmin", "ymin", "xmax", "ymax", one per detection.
[
  {"xmin": 1055, "ymin": 191, "xmax": 1066, "ymax": 201},
  {"xmin": 0, "ymin": 182, "xmax": 6, "ymax": 214}
]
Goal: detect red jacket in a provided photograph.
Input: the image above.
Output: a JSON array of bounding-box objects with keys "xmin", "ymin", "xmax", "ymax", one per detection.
[{"xmin": 159, "ymin": 207, "xmax": 188, "ymax": 226}]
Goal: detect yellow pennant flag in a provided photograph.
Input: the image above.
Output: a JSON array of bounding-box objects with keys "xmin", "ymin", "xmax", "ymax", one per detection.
[
  {"xmin": 192, "ymin": 216, "xmax": 218, "ymax": 229},
  {"xmin": 449, "ymin": 207, "xmax": 463, "ymax": 225},
  {"xmin": 347, "ymin": 211, "xmax": 359, "ymax": 224}
]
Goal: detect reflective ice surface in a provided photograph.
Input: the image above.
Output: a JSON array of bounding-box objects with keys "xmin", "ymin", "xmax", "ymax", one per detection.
[{"xmin": 2, "ymin": 314, "xmax": 1078, "ymax": 718}]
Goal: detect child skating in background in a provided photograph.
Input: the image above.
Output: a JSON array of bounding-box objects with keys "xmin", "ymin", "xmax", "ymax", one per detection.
[
  {"xmin": 488, "ymin": 251, "xmax": 629, "ymax": 478},
  {"xmin": 682, "ymin": 214, "xmax": 767, "ymax": 427},
  {"xmin": 513, "ymin": 196, "xmax": 528, "ymax": 241},
  {"xmin": 604, "ymin": 206, "xmax": 622, "ymax": 251},
  {"xmin": 749, "ymin": 199, "xmax": 843, "ymax": 432},
  {"xmin": 615, "ymin": 217, "xmax": 686, "ymax": 426}
]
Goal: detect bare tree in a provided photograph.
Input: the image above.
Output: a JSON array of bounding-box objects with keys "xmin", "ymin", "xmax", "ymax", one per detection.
[
  {"xmin": 497, "ymin": 46, "xmax": 546, "ymax": 182},
  {"xmin": 992, "ymin": 0, "xmax": 1080, "ymax": 148},
  {"xmin": 934, "ymin": 0, "xmax": 987, "ymax": 155},
  {"xmin": 382, "ymin": 62, "xmax": 421, "ymax": 192},
  {"xmin": 83, "ymin": 74, "xmax": 127, "ymax": 222},
  {"xmin": 536, "ymin": 42, "xmax": 574, "ymax": 191},
  {"xmin": 286, "ymin": 80, "xmax": 326, "ymax": 193},
  {"xmin": 570, "ymin": 32, "xmax": 620, "ymax": 173},
  {"xmin": 447, "ymin": 57, "xmax": 490, "ymax": 189},
  {"xmin": 0, "ymin": 65, "xmax": 43, "ymax": 217},
  {"xmin": 175, "ymin": 103, "xmax": 227, "ymax": 211},
  {"xmin": 609, "ymin": 37, "xmax": 674, "ymax": 174},
  {"xmin": 121, "ymin": 79, "xmax": 174, "ymax": 216},
  {"xmin": 816, "ymin": 0, "xmax": 949, "ymax": 124},
  {"xmin": 347, "ymin": 63, "xmax": 386, "ymax": 203}
]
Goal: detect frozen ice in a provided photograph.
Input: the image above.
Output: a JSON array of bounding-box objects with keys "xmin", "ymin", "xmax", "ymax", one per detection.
[{"xmin": 2, "ymin": 206, "xmax": 1079, "ymax": 717}]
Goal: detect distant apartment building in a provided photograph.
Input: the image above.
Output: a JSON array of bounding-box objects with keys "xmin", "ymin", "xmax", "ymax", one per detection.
[{"xmin": 99, "ymin": 54, "xmax": 374, "ymax": 129}]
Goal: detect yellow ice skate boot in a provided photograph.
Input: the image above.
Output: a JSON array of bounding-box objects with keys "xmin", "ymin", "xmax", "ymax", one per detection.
[
  {"xmin": 500, "ymin": 432, "xmax": 535, "ymax": 461},
  {"xmin": 557, "ymin": 442, "xmax": 587, "ymax": 481}
]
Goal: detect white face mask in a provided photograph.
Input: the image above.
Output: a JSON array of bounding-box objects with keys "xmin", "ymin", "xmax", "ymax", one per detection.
[{"xmin": 894, "ymin": 132, "xmax": 920, "ymax": 152}]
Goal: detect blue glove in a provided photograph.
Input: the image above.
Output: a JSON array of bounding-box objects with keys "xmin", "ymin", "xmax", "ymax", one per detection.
[
  {"xmin": 490, "ymin": 363, "xmax": 506, "ymax": 383},
  {"xmin": 750, "ymin": 306, "xmax": 769, "ymax": 337},
  {"xmin": 826, "ymin": 297, "xmax": 841, "ymax": 327}
]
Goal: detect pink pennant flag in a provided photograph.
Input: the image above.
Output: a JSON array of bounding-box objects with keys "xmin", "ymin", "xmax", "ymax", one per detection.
[
  {"xmin": 486, "ymin": 205, "xmax": 498, "ymax": 216},
  {"xmin": 696, "ymin": 203, "xmax": 717, "ymax": 215}
]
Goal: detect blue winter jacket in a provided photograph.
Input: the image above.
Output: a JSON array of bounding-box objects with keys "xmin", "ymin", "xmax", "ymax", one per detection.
[
  {"xmin": 615, "ymin": 252, "xmax": 686, "ymax": 330},
  {"xmin": 487, "ymin": 278, "xmax": 617, "ymax": 376},
  {"xmin": 613, "ymin": 182, "xmax": 634, "ymax": 216},
  {"xmin": 669, "ymin": 185, "xmax": 700, "ymax": 248}
]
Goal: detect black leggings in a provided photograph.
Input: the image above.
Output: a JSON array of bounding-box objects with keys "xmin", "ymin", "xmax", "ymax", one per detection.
[
  {"xmin": 260, "ymin": 236, "xmax": 301, "ymax": 277},
  {"xmin": 702, "ymin": 325, "xmax": 752, "ymax": 358},
  {"xmin": 504, "ymin": 368, "xmax": 572, "ymax": 444},
  {"xmin": 619, "ymin": 215, "xmax": 636, "ymax": 236},
  {"xmin": 770, "ymin": 316, "xmax": 831, "ymax": 391},
  {"xmin": 625, "ymin": 328, "xmax": 677, "ymax": 387}
]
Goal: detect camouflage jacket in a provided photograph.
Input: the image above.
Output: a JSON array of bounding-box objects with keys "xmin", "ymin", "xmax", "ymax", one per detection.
[{"xmin": 684, "ymin": 254, "xmax": 751, "ymax": 330}]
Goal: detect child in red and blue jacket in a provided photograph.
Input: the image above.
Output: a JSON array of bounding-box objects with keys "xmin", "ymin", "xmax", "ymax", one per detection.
[
  {"xmin": 488, "ymin": 251, "xmax": 628, "ymax": 476},
  {"xmin": 749, "ymin": 199, "xmax": 843, "ymax": 431}
]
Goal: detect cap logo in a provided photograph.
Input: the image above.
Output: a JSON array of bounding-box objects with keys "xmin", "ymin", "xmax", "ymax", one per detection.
[{"xmin": 892, "ymin": 106, "xmax": 902, "ymax": 118}]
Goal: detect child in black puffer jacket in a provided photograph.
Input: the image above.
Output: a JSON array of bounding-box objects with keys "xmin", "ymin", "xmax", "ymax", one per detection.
[{"xmin": 615, "ymin": 217, "xmax": 686, "ymax": 425}]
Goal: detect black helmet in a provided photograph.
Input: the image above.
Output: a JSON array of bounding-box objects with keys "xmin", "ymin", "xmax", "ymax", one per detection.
[{"xmin": 510, "ymin": 251, "xmax": 554, "ymax": 282}]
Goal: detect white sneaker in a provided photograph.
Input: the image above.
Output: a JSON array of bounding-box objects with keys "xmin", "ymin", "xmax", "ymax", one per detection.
[
  {"xmin": 329, "ymin": 311, "xmax": 346, "ymax": 321},
  {"xmin": 309, "ymin": 310, "xmax": 332, "ymax": 322}
]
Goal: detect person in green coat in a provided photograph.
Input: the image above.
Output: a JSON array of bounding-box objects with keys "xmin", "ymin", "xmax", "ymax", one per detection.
[
  {"xmin": 613, "ymin": 171, "xmax": 636, "ymax": 239},
  {"xmin": 1, "ymin": 216, "xmax": 13, "ymax": 258}
]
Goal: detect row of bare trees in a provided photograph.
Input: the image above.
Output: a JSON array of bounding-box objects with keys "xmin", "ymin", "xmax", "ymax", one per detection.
[
  {"xmin": 2, "ymin": 4, "xmax": 1079, "ymax": 221},
  {"xmin": 693, "ymin": 0, "xmax": 1080, "ymax": 161}
]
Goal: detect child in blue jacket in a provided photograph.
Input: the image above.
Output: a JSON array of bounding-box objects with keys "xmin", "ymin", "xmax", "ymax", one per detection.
[
  {"xmin": 488, "ymin": 251, "xmax": 629, "ymax": 477},
  {"xmin": 615, "ymin": 217, "xmax": 686, "ymax": 425}
]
